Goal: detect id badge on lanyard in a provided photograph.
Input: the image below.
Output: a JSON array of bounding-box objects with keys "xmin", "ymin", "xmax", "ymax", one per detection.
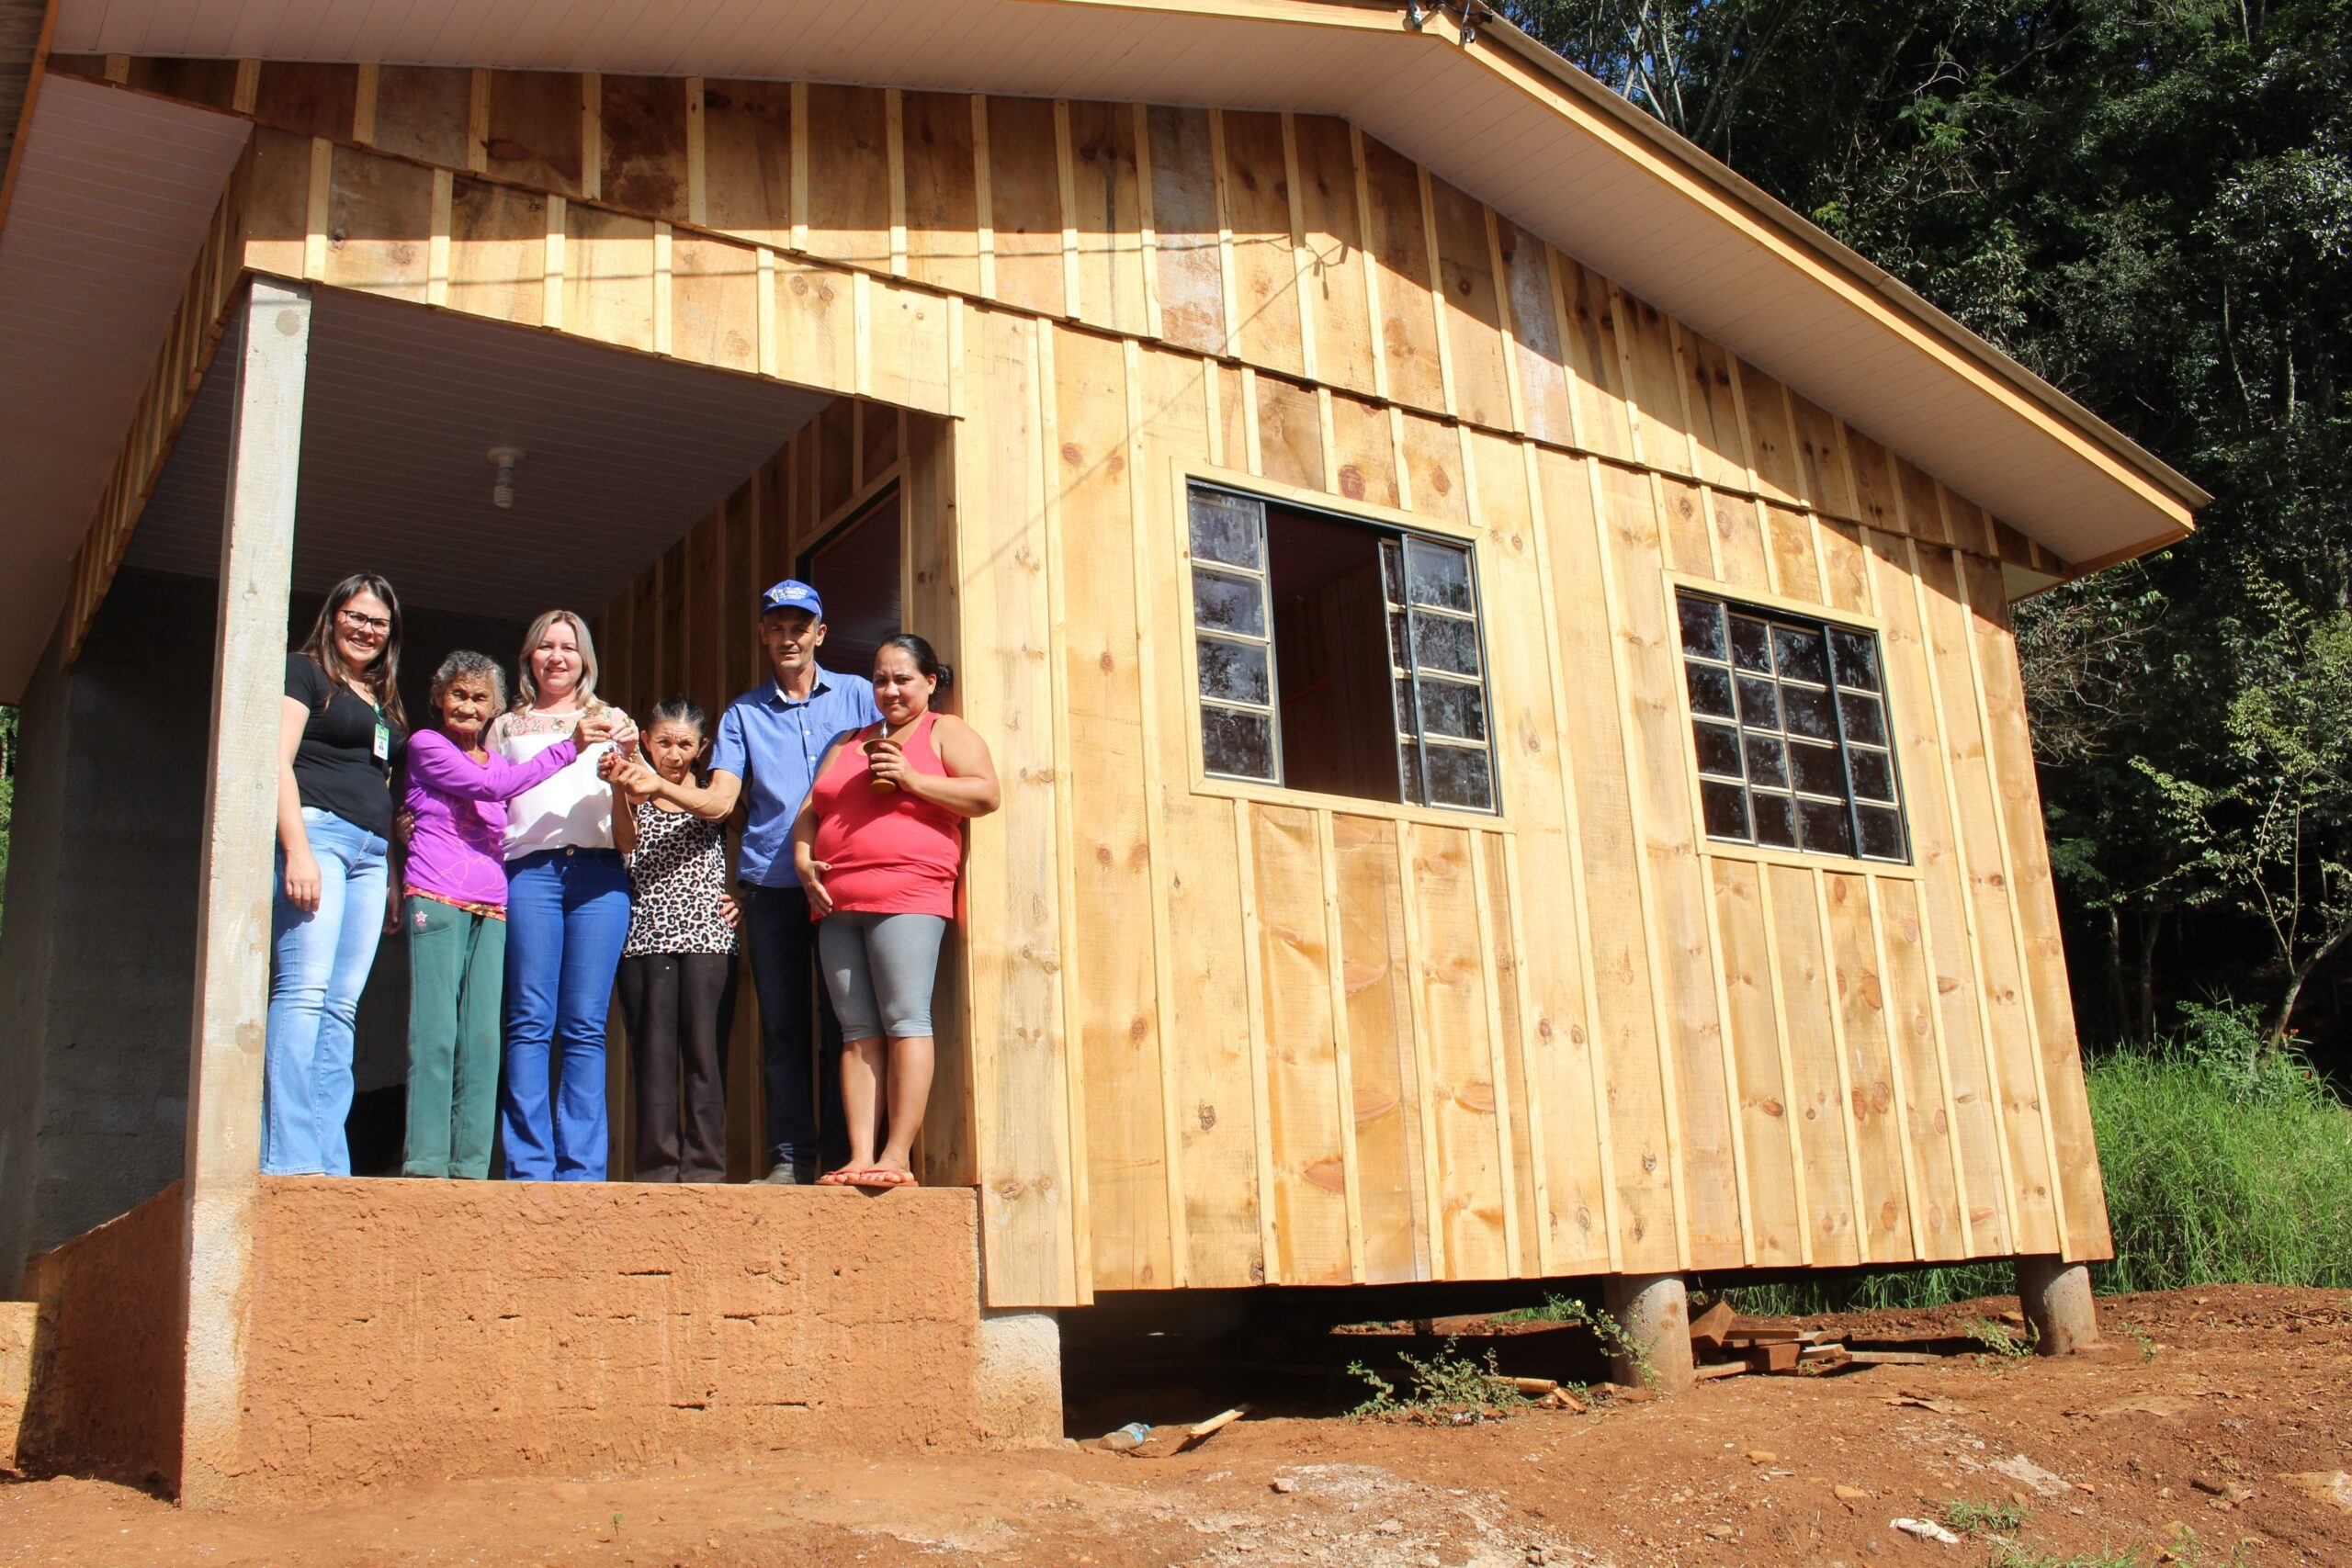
[{"xmin": 372, "ymin": 717, "xmax": 391, "ymax": 764}]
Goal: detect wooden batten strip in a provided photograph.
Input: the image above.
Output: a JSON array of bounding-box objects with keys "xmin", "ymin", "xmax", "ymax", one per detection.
[
  {"xmin": 102, "ymin": 53, "xmax": 127, "ymax": 85},
  {"xmin": 1315, "ymin": 387, "xmax": 1341, "ymax": 492},
  {"xmin": 1207, "ymin": 110, "xmax": 1241, "ymax": 360},
  {"xmin": 1032, "ymin": 322, "xmax": 1092, "ymax": 1303},
  {"xmin": 1315, "ymin": 811, "xmax": 1370, "ymax": 1283},
  {"xmin": 1386, "ymin": 407, "xmax": 1411, "ymax": 509},
  {"xmin": 1203, "ymin": 357, "xmax": 1225, "ymax": 468},
  {"xmin": 1349, "ymin": 124, "xmax": 1392, "ymax": 403},
  {"xmin": 789, "ymin": 81, "xmax": 810, "ymax": 253},
  {"xmin": 755, "ymin": 250, "xmax": 778, "ymax": 377},
  {"xmin": 1952, "ymin": 560, "xmax": 2074, "ymax": 1258},
  {"xmin": 1486, "ymin": 204, "xmax": 1530, "ymax": 435},
  {"xmin": 971, "ymin": 95, "xmax": 997, "ymax": 300},
  {"xmin": 853, "ymin": 271, "xmax": 875, "ymax": 396},
  {"xmin": 581, "ymin": 72, "xmax": 602, "ymax": 201},
  {"xmin": 1238, "ymin": 365, "xmax": 1263, "ymax": 476},
  {"xmin": 1604, "ymin": 280, "xmax": 1651, "ymax": 468},
  {"xmin": 543, "ymin": 195, "xmax": 567, "ymax": 331},
  {"xmin": 1054, "ymin": 99, "xmax": 1082, "ymax": 320},
  {"xmin": 886, "ymin": 87, "xmax": 909, "ymax": 276},
  {"xmin": 1544, "ymin": 245, "xmax": 1590, "ymax": 453},
  {"xmin": 651, "ymin": 221, "xmax": 673, "ymax": 355},
  {"xmin": 684, "ymin": 78, "xmax": 707, "ymax": 226},
  {"xmin": 1693, "ymin": 813, "xmax": 1760, "ymax": 1266},
  {"xmin": 947, "ymin": 296, "xmax": 967, "ymax": 419},
  {"xmin": 1125, "ymin": 341, "xmax": 1191, "ymax": 1284},
  {"xmin": 1862, "ymin": 874, "xmax": 1930, "ymax": 1251},
  {"xmin": 1130, "ymin": 103, "xmax": 1164, "ymax": 340},
  {"xmin": 1582, "ymin": 455, "xmax": 1694, "ymax": 1269},
  {"xmin": 1751, "ymin": 864, "xmax": 1816, "ymax": 1266},
  {"xmin": 1662, "ymin": 319, "xmax": 1709, "ymax": 479},
  {"xmin": 1499, "ymin": 834, "xmax": 1559, "ymax": 1274},
  {"xmin": 352, "ymin": 63, "xmax": 379, "ymax": 144},
  {"xmin": 1232, "ymin": 798, "xmax": 1282, "ymax": 1281},
  {"xmin": 1467, "ymin": 836, "xmax": 1523, "ymax": 1276},
  {"xmin": 1280, "ymin": 113, "xmax": 1320, "ymax": 385},
  {"xmin": 426, "ymin": 167, "xmax": 452, "ymax": 306},
  {"xmin": 1415, "ymin": 162, "xmax": 1458, "ymax": 418},
  {"xmin": 232, "ymin": 58, "xmax": 258, "ymax": 113},
  {"xmin": 1394, "ymin": 820, "xmax": 1448, "ymax": 1278},
  {"xmin": 300, "ymin": 136, "xmax": 331, "ymax": 280},
  {"xmin": 1809, "ymin": 868, "xmax": 1873, "ymax": 1265}
]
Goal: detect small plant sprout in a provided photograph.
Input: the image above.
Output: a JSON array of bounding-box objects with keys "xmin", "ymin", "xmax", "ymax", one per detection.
[
  {"xmin": 1962, "ymin": 1315, "xmax": 2038, "ymax": 1362},
  {"xmin": 1346, "ymin": 1338, "xmax": 1528, "ymax": 1425},
  {"xmin": 1939, "ymin": 1497, "xmax": 2029, "ymax": 1537},
  {"xmin": 2118, "ymin": 1319, "xmax": 2158, "ymax": 1362}
]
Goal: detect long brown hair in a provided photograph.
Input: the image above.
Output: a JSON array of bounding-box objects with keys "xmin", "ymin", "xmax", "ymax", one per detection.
[{"xmin": 295, "ymin": 572, "xmax": 405, "ymax": 732}]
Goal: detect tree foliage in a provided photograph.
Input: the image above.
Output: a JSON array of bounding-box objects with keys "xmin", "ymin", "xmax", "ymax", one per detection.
[{"xmin": 1509, "ymin": 0, "xmax": 2352, "ymax": 1053}]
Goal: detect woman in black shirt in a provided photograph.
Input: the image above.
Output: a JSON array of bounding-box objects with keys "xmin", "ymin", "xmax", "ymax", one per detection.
[{"xmin": 266, "ymin": 572, "xmax": 406, "ymax": 1176}]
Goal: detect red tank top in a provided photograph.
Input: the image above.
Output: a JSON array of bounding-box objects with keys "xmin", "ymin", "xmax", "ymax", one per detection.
[{"xmin": 808, "ymin": 712, "xmax": 964, "ymax": 919}]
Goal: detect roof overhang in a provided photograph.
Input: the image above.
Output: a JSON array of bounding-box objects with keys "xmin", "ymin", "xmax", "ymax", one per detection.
[{"xmin": 0, "ymin": 0, "xmax": 2202, "ymax": 696}]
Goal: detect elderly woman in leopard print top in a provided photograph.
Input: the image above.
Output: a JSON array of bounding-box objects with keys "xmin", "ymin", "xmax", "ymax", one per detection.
[{"xmin": 610, "ymin": 697, "xmax": 739, "ymax": 1182}]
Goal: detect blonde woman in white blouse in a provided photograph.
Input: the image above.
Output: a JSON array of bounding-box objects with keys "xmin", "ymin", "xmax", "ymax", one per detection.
[{"xmin": 484, "ymin": 609, "xmax": 637, "ymax": 1180}]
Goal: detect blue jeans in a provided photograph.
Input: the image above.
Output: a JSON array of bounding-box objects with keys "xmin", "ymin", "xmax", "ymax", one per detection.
[
  {"xmin": 265, "ymin": 807, "xmax": 391, "ymax": 1176},
  {"xmin": 502, "ymin": 847, "xmax": 630, "ymax": 1179}
]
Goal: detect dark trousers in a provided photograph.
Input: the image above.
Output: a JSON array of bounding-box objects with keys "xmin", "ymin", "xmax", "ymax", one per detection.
[
  {"xmin": 742, "ymin": 886, "xmax": 846, "ymax": 1166},
  {"xmin": 617, "ymin": 953, "xmax": 737, "ymax": 1181}
]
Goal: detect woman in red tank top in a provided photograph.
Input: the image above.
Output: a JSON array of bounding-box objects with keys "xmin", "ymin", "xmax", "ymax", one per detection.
[{"xmin": 791, "ymin": 634, "xmax": 1000, "ymax": 1189}]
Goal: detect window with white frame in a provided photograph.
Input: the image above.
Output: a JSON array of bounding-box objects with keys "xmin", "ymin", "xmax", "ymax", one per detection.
[
  {"xmin": 1674, "ymin": 590, "xmax": 1908, "ymax": 862},
  {"xmin": 1188, "ymin": 482, "xmax": 1498, "ymax": 812}
]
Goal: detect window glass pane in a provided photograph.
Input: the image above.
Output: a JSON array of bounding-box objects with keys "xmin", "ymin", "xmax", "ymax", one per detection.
[
  {"xmin": 1202, "ymin": 705, "xmax": 1275, "ymax": 780},
  {"xmin": 1829, "ymin": 628, "xmax": 1881, "ymax": 693},
  {"xmin": 1398, "ymin": 739, "xmax": 1425, "ymax": 806},
  {"xmin": 1409, "ymin": 612, "xmax": 1480, "ymax": 677},
  {"xmin": 1736, "ymin": 674, "xmax": 1779, "ymax": 729},
  {"xmin": 1743, "ymin": 733, "xmax": 1788, "ymax": 790},
  {"xmin": 1751, "ymin": 792, "xmax": 1798, "ymax": 849},
  {"xmin": 1197, "ymin": 637, "xmax": 1270, "ymax": 705},
  {"xmin": 1849, "ymin": 748, "xmax": 1896, "ymax": 804},
  {"xmin": 1387, "ymin": 611, "xmax": 1411, "ymax": 669},
  {"xmin": 1381, "ymin": 538, "xmax": 1405, "ymax": 603},
  {"xmin": 1189, "ymin": 490, "xmax": 1263, "ymax": 569},
  {"xmin": 1797, "ymin": 797, "xmax": 1854, "ymax": 855},
  {"xmin": 1700, "ymin": 779, "xmax": 1749, "ymax": 840},
  {"xmin": 1193, "ymin": 568, "xmax": 1265, "ymax": 636},
  {"xmin": 1693, "ymin": 720, "xmax": 1743, "ymax": 778},
  {"xmin": 1686, "ymin": 661, "xmax": 1736, "ymax": 719},
  {"xmin": 1857, "ymin": 805, "xmax": 1905, "ymax": 860},
  {"xmin": 1730, "ymin": 615, "xmax": 1773, "ymax": 673},
  {"xmin": 1789, "ymin": 739, "xmax": 1846, "ymax": 796},
  {"xmin": 1405, "ymin": 538, "xmax": 1474, "ymax": 612},
  {"xmin": 1424, "ymin": 745, "xmax": 1493, "ymax": 810},
  {"xmin": 1838, "ymin": 691, "xmax": 1888, "ymax": 749},
  {"xmin": 1771, "ymin": 625, "xmax": 1828, "ymax": 686},
  {"xmin": 1417, "ymin": 679, "xmax": 1487, "ymax": 742},
  {"xmin": 1782, "ymin": 684, "xmax": 1836, "ymax": 740},
  {"xmin": 1678, "ymin": 595, "xmax": 1727, "ymax": 662}
]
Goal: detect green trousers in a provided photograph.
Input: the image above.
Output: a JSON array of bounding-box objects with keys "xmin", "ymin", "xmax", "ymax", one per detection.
[{"xmin": 403, "ymin": 896, "xmax": 506, "ymax": 1179}]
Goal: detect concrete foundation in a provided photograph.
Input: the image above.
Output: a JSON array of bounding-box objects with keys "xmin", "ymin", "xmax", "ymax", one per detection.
[
  {"xmin": 2016, "ymin": 1254, "xmax": 2101, "ymax": 1356},
  {"xmin": 10, "ymin": 1179, "xmax": 1056, "ymax": 1506},
  {"xmin": 1602, "ymin": 1271, "xmax": 1694, "ymax": 1393}
]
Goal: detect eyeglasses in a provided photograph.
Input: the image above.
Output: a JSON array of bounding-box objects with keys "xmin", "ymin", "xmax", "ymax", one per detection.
[{"xmin": 338, "ymin": 608, "xmax": 392, "ymax": 635}]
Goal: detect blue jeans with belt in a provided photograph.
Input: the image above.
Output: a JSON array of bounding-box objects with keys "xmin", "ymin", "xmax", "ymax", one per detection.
[
  {"xmin": 501, "ymin": 846, "xmax": 630, "ymax": 1179},
  {"xmin": 266, "ymin": 807, "xmax": 391, "ymax": 1176}
]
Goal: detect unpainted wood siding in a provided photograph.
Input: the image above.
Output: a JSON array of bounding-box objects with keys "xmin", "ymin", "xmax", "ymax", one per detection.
[{"xmin": 56, "ymin": 61, "xmax": 2107, "ymax": 1306}]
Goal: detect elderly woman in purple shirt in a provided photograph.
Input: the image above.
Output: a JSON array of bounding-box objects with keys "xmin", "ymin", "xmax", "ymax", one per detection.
[{"xmin": 400, "ymin": 650, "xmax": 620, "ymax": 1178}]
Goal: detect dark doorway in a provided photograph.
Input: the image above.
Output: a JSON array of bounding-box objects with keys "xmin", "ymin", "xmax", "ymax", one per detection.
[
  {"xmin": 800, "ymin": 489, "xmax": 902, "ymax": 682},
  {"xmin": 1269, "ymin": 508, "xmax": 1402, "ymax": 803}
]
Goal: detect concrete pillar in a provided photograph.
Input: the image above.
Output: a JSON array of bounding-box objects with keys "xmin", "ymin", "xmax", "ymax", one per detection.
[
  {"xmin": 1602, "ymin": 1272, "xmax": 1695, "ymax": 1393},
  {"xmin": 975, "ymin": 1308, "xmax": 1062, "ymax": 1445},
  {"xmin": 2015, "ymin": 1254, "xmax": 2100, "ymax": 1356},
  {"xmin": 180, "ymin": 278, "xmax": 311, "ymax": 1506}
]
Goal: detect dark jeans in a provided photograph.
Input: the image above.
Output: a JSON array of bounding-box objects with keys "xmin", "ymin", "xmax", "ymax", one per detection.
[
  {"xmin": 742, "ymin": 886, "xmax": 847, "ymax": 1167},
  {"xmin": 617, "ymin": 953, "xmax": 738, "ymax": 1181}
]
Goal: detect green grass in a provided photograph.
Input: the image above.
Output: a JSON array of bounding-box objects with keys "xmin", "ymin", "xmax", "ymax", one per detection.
[
  {"xmin": 1346, "ymin": 1339, "xmax": 1529, "ymax": 1424},
  {"xmin": 1726, "ymin": 1020, "xmax": 2352, "ymax": 1316},
  {"xmin": 1939, "ymin": 1497, "xmax": 2029, "ymax": 1536}
]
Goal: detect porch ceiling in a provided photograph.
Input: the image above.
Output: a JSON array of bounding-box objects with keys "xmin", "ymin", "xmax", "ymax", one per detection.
[
  {"xmin": 125, "ymin": 288, "xmax": 831, "ymax": 626},
  {"xmin": 0, "ymin": 73, "xmax": 249, "ymax": 699}
]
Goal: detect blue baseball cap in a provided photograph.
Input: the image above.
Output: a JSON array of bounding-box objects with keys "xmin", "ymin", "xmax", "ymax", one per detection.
[{"xmin": 759, "ymin": 579, "xmax": 823, "ymax": 618}]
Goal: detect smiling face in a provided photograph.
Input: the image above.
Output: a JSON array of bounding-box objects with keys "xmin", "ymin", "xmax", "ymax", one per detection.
[
  {"xmin": 528, "ymin": 618, "xmax": 583, "ymax": 707},
  {"xmin": 872, "ymin": 644, "xmax": 936, "ymax": 726},
  {"xmin": 758, "ymin": 608, "xmax": 824, "ymax": 682},
  {"xmin": 437, "ymin": 672, "xmax": 499, "ymax": 743},
  {"xmin": 333, "ymin": 590, "xmax": 392, "ymax": 680},
  {"xmin": 643, "ymin": 718, "xmax": 707, "ymax": 784}
]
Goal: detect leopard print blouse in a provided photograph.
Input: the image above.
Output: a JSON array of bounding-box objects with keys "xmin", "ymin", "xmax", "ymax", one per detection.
[{"xmin": 622, "ymin": 803, "xmax": 737, "ymax": 957}]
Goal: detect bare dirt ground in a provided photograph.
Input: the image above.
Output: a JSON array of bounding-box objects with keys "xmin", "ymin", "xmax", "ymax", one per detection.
[{"xmin": 5, "ymin": 1284, "xmax": 2348, "ymax": 1567}]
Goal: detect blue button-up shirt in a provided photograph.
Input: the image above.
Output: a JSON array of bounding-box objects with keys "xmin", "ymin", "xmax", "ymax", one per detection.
[{"xmin": 709, "ymin": 668, "xmax": 881, "ymax": 886}]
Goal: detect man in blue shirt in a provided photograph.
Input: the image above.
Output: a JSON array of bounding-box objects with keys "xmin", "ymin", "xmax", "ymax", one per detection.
[{"xmin": 610, "ymin": 580, "xmax": 878, "ymax": 1182}]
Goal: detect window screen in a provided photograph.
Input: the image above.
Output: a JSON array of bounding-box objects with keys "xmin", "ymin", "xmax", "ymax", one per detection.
[
  {"xmin": 1675, "ymin": 591, "xmax": 1907, "ymax": 863},
  {"xmin": 1186, "ymin": 483, "xmax": 1497, "ymax": 814}
]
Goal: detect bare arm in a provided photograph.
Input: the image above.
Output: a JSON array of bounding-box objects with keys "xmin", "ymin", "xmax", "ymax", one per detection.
[
  {"xmin": 611, "ymin": 788, "xmax": 639, "ymax": 854},
  {"xmin": 277, "ymin": 695, "xmax": 322, "ymax": 911},
  {"xmin": 896, "ymin": 714, "xmax": 1001, "ymax": 818},
  {"xmin": 655, "ymin": 767, "xmax": 743, "ymax": 822}
]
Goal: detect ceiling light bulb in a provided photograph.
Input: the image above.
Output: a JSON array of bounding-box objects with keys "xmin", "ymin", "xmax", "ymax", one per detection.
[{"xmin": 487, "ymin": 446, "xmax": 523, "ymax": 510}]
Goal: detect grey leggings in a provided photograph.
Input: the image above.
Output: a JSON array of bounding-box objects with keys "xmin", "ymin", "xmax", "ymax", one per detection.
[{"xmin": 817, "ymin": 912, "xmax": 947, "ymax": 1040}]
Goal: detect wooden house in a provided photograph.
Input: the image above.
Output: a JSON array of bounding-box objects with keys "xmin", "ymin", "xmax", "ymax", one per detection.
[{"xmin": 0, "ymin": 0, "xmax": 2202, "ymax": 1502}]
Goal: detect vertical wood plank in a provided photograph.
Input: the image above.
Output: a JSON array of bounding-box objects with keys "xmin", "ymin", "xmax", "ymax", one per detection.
[{"xmin": 1251, "ymin": 805, "xmax": 1354, "ymax": 1284}]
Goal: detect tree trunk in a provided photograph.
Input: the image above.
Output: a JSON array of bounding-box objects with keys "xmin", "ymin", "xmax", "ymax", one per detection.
[
  {"xmin": 2135, "ymin": 908, "xmax": 2163, "ymax": 1043},
  {"xmin": 2272, "ymin": 915, "xmax": 2352, "ymax": 1049},
  {"xmin": 2103, "ymin": 907, "xmax": 2126, "ymax": 1041}
]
